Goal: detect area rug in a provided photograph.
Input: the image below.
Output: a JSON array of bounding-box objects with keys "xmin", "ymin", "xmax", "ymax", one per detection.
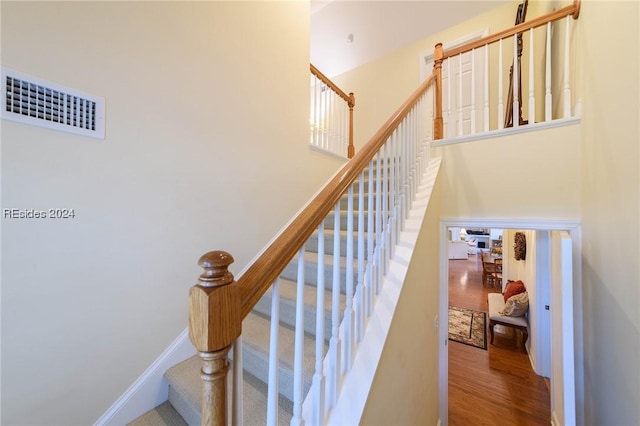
[{"xmin": 448, "ymin": 306, "xmax": 487, "ymax": 350}]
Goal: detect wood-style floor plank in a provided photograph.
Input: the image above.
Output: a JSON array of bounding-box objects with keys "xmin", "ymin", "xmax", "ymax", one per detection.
[{"xmin": 448, "ymin": 254, "xmax": 550, "ymax": 425}]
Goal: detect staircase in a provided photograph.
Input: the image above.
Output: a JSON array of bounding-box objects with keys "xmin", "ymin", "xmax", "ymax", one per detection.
[{"xmin": 129, "ymin": 176, "xmax": 372, "ymax": 425}]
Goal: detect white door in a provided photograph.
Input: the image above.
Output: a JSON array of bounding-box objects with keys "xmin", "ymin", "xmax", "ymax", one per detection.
[{"xmin": 550, "ymin": 231, "xmax": 576, "ymax": 425}]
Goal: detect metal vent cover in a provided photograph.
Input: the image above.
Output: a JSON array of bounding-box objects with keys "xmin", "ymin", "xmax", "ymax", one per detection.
[{"xmin": 1, "ymin": 67, "xmax": 105, "ymax": 139}]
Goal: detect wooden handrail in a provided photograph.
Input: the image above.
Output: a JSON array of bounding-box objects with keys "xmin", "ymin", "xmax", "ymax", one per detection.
[
  {"xmin": 310, "ymin": 64, "xmax": 354, "ymax": 107},
  {"xmin": 310, "ymin": 63, "xmax": 356, "ymax": 158},
  {"xmin": 442, "ymin": 0, "xmax": 581, "ymax": 60},
  {"xmin": 238, "ymin": 71, "xmax": 436, "ymax": 319}
]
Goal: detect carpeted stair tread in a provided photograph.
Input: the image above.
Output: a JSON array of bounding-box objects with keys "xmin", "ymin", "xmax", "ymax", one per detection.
[
  {"xmin": 165, "ymin": 356, "xmax": 202, "ymax": 425},
  {"xmin": 253, "ymin": 278, "xmax": 346, "ymax": 338},
  {"xmin": 324, "ymin": 210, "xmax": 372, "ymax": 232},
  {"xmin": 306, "ymin": 228, "xmax": 369, "ymax": 256},
  {"xmin": 163, "ymin": 355, "xmax": 293, "ymax": 426},
  {"xmin": 242, "ymin": 311, "xmax": 324, "ymax": 402},
  {"xmin": 280, "ymin": 250, "xmax": 359, "ymax": 292},
  {"xmin": 127, "ymin": 401, "xmax": 187, "ymax": 426}
]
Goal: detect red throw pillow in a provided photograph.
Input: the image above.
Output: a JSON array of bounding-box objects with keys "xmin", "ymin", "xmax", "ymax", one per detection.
[{"xmin": 504, "ymin": 280, "xmax": 526, "ymax": 302}]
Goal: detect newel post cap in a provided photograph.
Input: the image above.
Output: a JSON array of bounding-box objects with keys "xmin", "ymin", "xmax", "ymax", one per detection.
[{"xmin": 198, "ymin": 251, "xmax": 235, "ymax": 287}]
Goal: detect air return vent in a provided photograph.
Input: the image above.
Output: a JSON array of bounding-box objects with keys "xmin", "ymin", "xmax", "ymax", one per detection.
[{"xmin": 1, "ymin": 67, "xmax": 105, "ymax": 139}]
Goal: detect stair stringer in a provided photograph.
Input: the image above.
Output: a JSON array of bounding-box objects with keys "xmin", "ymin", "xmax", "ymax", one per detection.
[{"xmin": 315, "ymin": 157, "xmax": 441, "ymax": 425}]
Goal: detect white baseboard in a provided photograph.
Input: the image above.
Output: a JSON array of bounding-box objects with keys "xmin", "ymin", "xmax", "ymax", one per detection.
[{"xmin": 94, "ymin": 328, "xmax": 196, "ymax": 426}]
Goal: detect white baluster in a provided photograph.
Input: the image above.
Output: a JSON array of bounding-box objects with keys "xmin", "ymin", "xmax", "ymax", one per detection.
[
  {"xmin": 402, "ymin": 124, "xmax": 409, "ymax": 223},
  {"xmin": 513, "ymin": 33, "xmax": 520, "ymax": 128},
  {"xmin": 446, "ymin": 58, "xmax": 452, "ymax": 138},
  {"xmin": 343, "ymin": 185, "xmax": 355, "ymax": 372},
  {"xmin": 266, "ymin": 279, "xmax": 280, "ymax": 426},
  {"xmin": 563, "ymin": 15, "xmax": 571, "ymax": 118},
  {"xmin": 313, "ymin": 223, "xmax": 325, "ymax": 425},
  {"xmin": 356, "ymin": 171, "xmax": 365, "ymax": 341},
  {"xmin": 290, "ymin": 247, "xmax": 305, "ymax": 426},
  {"xmin": 316, "ymin": 80, "xmax": 322, "ymax": 148},
  {"xmin": 327, "ymin": 203, "xmax": 341, "ymax": 409},
  {"xmin": 340, "ymin": 95, "xmax": 344, "ymax": 155},
  {"xmin": 529, "ymin": 27, "xmax": 535, "ymax": 125},
  {"xmin": 382, "ymin": 141, "xmax": 389, "ymax": 275},
  {"xmin": 484, "ymin": 44, "xmax": 489, "ymax": 132},
  {"xmin": 327, "ymin": 89, "xmax": 332, "ymax": 151},
  {"xmin": 410, "ymin": 111, "xmax": 417, "ymax": 201},
  {"xmin": 311, "ymin": 76, "xmax": 317, "ymax": 147},
  {"xmin": 366, "ymin": 160, "xmax": 375, "ymax": 317},
  {"xmin": 545, "ymin": 22, "xmax": 552, "ymax": 122},
  {"xmin": 375, "ymin": 151, "xmax": 383, "ymax": 295},
  {"xmin": 498, "ymin": 39, "xmax": 504, "ymax": 130},
  {"xmin": 457, "ymin": 54, "xmax": 463, "ymax": 136},
  {"xmin": 232, "ymin": 336, "xmax": 243, "ymax": 426},
  {"xmin": 390, "ymin": 131, "xmax": 397, "ymax": 253},
  {"xmin": 471, "ymin": 48, "xmax": 476, "ymax": 134}
]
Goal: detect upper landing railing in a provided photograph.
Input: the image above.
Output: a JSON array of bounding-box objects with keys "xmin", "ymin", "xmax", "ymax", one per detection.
[
  {"xmin": 310, "ymin": 64, "xmax": 355, "ymax": 158},
  {"xmin": 433, "ymin": 0, "xmax": 581, "ymax": 142}
]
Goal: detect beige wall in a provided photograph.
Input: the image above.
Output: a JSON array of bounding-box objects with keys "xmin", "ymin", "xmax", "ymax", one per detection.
[
  {"xmin": 438, "ymin": 125, "xmax": 581, "ymax": 218},
  {"xmin": 360, "ymin": 164, "xmax": 442, "ymax": 426},
  {"xmin": 1, "ymin": 2, "xmax": 345, "ymax": 424},
  {"xmin": 578, "ymin": 1, "xmax": 640, "ymax": 424}
]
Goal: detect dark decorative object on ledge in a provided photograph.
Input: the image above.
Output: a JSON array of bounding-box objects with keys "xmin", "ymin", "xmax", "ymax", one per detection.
[{"xmin": 514, "ymin": 232, "xmax": 527, "ymax": 260}]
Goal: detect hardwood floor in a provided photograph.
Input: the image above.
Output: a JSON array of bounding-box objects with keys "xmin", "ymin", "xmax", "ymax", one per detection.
[{"xmin": 448, "ymin": 254, "xmax": 550, "ymax": 426}]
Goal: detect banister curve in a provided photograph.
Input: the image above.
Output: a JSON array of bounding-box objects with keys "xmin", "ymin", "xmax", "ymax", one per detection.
[{"xmin": 238, "ymin": 71, "xmax": 437, "ymax": 319}]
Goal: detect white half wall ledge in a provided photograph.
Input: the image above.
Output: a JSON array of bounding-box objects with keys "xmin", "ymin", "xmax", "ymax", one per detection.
[{"xmin": 431, "ymin": 117, "xmax": 581, "ymax": 147}]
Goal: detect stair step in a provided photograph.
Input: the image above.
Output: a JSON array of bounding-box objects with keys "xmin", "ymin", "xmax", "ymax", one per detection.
[
  {"xmin": 253, "ymin": 278, "xmax": 346, "ymax": 339},
  {"xmin": 325, "ymin": 209, "xmax": 395, "ymax": 231},
  {"xmin": 164, "ymin": 355, "xmax": 293, "ymax": 426},
  {"xmin": 280, "ymin": 251, "xmax": 358, "ymax": 293},
  {"xmin": 127, "ymin": 401, "xmax": 187, "ymax": 426},
  {"xmin": 241, "ymin": 311, "xmax": 322, "ymax": 403},
  {"xmin": 165, "ymin": 356, "xmax": 202, "ymax": 425},
  {"xmin": 306, "ymin": 228, "xmax": 369, "ymax": 257}
]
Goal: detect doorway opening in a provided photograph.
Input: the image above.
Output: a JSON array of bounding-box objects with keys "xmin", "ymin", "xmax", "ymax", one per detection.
[{"xmin": 438, "ymin": 219, "xmax": 582, "ymax": 426}]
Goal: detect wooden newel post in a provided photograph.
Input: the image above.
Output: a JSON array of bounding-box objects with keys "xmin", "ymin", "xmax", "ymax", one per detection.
[
  {"xmin": 348, "ymin": 92, "xmax": 356, "ymax": 159},
  {"xmin": 433, "ymin": 43, "xmax": 444, "ymax": 140},
  {"xmin": 188, "ymin": 251, "xmax": 242, "ymax": 426}
]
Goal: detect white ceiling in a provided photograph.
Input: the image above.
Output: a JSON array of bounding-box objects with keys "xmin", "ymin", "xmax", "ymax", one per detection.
[{"xmin": 311, "ymin": 0, "xmax": 508, "ymax": 77}]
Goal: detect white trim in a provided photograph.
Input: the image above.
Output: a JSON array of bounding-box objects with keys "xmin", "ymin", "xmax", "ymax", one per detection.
[
  {"xmin": 439, "ymin": 218, "xmax": 583, "ymax": 426},
  {"xmin": 309, "ymin": 143, "xmax": 350, "ymax": 161},
  {"xmin": 440, "ymin": 218, "xmax": 580, "ymax": 232},
  {"xmin": 431, "ymin": 116, "xmax": 581, "ymax": 147},
  {"xmin": 94, "ymin": 329, "xmax": 196, "ymax": 425},
  {"xmin": 551, "ymin": 410, "xmax": 561, "ymax": 426}
]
